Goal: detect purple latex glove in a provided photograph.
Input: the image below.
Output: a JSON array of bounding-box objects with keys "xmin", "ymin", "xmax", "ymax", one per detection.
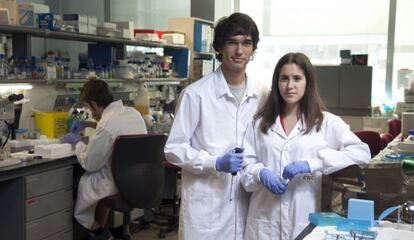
[
  {"xmin": 282, "ymin": 161, "xmax": 311, "ymax": 180},
  {"xmin": 215, "ymin": 149, "xmax": 243, "ymax": 173},
  {"xmin": 259, "ymin": 168, "xmax": 288, "ymax": 195},
  {"xmin": 70, "ymin": 120, "xmax": 92, "ymax": 134},
  {"xmin": 62, "ymin": 132, "xmax": 81, "ymax": 144}
]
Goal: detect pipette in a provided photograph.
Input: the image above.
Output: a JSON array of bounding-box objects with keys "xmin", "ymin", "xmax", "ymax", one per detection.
[{"xmin": 229, "ymin": 147, "xmax": 244, "ymax": 201}]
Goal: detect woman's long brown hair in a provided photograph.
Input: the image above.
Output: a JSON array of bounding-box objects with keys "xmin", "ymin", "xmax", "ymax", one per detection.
[{"xmin": 254, "ymin": 52, "xmax": 326, "ymax": 134}]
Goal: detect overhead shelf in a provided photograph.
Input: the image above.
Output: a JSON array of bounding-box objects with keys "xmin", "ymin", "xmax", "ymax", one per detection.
[
  {"xmin": 0, "ymin": 77, "xmax": 187, "ymax": 85},
  {"xmin": 0, "ymin": 24, "xmax": 188, "ymax": 49}
]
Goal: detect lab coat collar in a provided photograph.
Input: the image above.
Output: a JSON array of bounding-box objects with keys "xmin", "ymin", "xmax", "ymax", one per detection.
[
  {"xmin": 270, "ymin": 114, "xmax": 306, "ymax": 138},
  {"xmin": 102, "ymin": 100, "xmax": 123, "ymax": 117},
  {"xmin": 214, "ymin": 66, "xmax": 258, "ymax": 99}
]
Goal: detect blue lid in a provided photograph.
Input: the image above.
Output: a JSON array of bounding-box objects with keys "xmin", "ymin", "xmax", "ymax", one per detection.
[{"xmin": 409, "ymin": 129, "xmax": 414, "ymax": 135}]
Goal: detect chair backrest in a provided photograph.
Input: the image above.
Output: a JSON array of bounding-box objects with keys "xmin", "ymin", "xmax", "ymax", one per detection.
[
  {"xmin": 388, "ymin": 118, "xmax": 401, "ymax": 138},
  {"xmin": 354, "ymin": 130, "xmax": 382, "ymax": 157},
  {"xmin": 380, "ymin": 132, "xmax": 394, "ymax": 148},
  {"xmin": 112, "ymin": 134, "xmax": 167, "ymax": 209}
]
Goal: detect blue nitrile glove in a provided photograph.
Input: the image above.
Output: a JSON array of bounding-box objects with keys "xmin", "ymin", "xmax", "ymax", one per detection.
[
  {"xmin": 70, "ymin": 120, "xmax": 91, "ymax": 134},
  {"xmin": 62, "ymin": 132, "xmax": 82, "ymax": 144},
  {"xmin": 215, "ymin": 149, "xmax": 243, "ymax": 173},
  {"xmin": 282, "ymin": 161, "xmax": 311, "ymax": 180},
  {"xmin": 259, "ymin": 168, "xmax": 288, "ymax": 195}
]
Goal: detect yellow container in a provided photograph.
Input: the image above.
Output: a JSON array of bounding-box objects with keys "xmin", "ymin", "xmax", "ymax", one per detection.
[{"xmin": 35, "ymin": 112, "xmax": 68, "ymax": 138}]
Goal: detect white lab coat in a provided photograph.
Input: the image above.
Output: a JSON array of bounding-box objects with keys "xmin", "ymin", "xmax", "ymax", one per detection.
[
  {"xmin": 164, "ymin": 67, "xmax": 268, "ymax": 240},
  {"xmin": 240, "ymin": 112, "xmax": 371, "ymax": 240},
  {"xmin": 74, "ymin": 100, "xmax": 147, "ymax": 229}
]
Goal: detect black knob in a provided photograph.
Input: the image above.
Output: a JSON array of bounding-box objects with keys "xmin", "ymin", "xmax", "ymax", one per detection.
[{"xmin": 232, "ymin": 147, "xmax": 244, "ymax": 175}]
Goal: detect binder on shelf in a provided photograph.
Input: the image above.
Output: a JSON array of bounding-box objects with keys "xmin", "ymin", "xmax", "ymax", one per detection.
[
  {"xmin": 164, "ymin": 48, "xmax": 189, "ymax": 78},
  {"xmin": 193, "ymin": 22, "xmax": 202, "ymax": 52}
]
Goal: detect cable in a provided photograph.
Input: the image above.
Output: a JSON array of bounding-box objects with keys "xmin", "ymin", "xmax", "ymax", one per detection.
[{"xmin": 2, "ymin": 120, "xmax": 11, "ymax": 149}]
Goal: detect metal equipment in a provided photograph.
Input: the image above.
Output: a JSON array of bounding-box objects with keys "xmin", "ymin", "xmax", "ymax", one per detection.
[
  {"xmin": 321, "ymin": 161, "xmax": 414, "ymax": 220},
  {"xmin": 0, "ymin": 93, "xmax": 24, "ymax": 166}
]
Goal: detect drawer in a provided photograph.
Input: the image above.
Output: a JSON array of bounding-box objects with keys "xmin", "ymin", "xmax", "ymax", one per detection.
[
  {"xmin": 26, "ymin": 166, "xmax": 73, "ymax": 198},
  {"xmin": 26, "ymin": 187, "xmax": 73, "ymax": 222},
  {"xmin": 43, "ymin": 228, "xmax": 72, "ymax": 240},
  {"xmin": 26, "ymin": 208, "xmax": 72, "ymax": 240}
]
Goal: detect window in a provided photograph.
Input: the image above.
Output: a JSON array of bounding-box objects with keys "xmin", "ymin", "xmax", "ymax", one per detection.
[
  {"xmin": 394, "ymin": 0, "xmax": 414, "ymax": 102},
  {"xmin": 240, "ymin": 0, "xmax": 389, "ymax": 106}
]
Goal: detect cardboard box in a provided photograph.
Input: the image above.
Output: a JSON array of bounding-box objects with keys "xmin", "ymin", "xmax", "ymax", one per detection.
[
  {"xmin": 162, "ymin": 32, "xmax": 185, "ymax": 45},
  {"xmin": 112, "ymin": 21, "xmax": 134, "ymax": 30},
  {"xmin": 115, "ymin": 28, "xmax": 133, "ymax": 39},
  {"xmin": 18, "ymin": 3, "xmax": 34, "ymax": 27},
  {"xmin": 30, "ymin": 2, "xmax": 49, "ymax": 27},
  {"xmin": 87, "ymin": 16, "xmax": 97, "ymax": 35},
  {"xmin": 0, "ymin": 7, "xmax": 10, "ymax": 25},
  {"xmin": 0, "ymin": 0, "xmax": 17, "ymax": 25},
  {"xmin": 112, "ymin": 21, "xmax": 134, "ymax": 39},
  {"xmin": 30, "ymin": 2, "xmax": 49, "ymax": 13},
  {"xmin": 63, "ymin": 14, "xmax": 88, "ymax": 33},
  {"xmin": 98, "ymin": 22, "xmax": 116, "ymax": 30}
]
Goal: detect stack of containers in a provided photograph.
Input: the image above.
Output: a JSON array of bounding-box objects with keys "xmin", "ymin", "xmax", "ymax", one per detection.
[
  {"xmin": 112, "ymin": 21, "xmax": 134, "ymax": 40},
  {"xmin": 63, "ymin": 14, "xmax": 88, "ymax": 33},
  {"xmin": 87, "ymin": 16, "xmax": 97, "ymax": 35}
]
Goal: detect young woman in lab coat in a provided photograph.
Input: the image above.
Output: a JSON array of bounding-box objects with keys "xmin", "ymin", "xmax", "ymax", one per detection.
[{"xmin": 240, "ymin": 52, "xmax": 371, "ymax": 240}]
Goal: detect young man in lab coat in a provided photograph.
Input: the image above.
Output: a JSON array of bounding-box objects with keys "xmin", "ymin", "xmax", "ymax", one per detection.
[
  {"xmin": 164, "ymin": 13, "xmax": 268, "ymax": 240},
  {"xmin": 62, "ymin": 79, "xmax": 147, "ymax": 240}
]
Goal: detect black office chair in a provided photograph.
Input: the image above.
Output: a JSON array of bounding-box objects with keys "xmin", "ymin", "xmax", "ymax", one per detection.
[{"xmin": 101, "ymin": 134, "xmax": 167, "ymax": 240}]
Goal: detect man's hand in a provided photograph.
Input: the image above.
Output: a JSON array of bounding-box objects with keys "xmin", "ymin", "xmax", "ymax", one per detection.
[{"xmin": 215, "ymin": 149, "xmax": 243, "ymax": 173}]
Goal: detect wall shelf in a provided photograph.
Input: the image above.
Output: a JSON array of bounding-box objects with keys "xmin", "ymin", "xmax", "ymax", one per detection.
[
  {"xmin": 0, "ymin": 25, "xmax": 187, "ymax": 49},
  {"xmin": 0, "ymin": 77, "xmax": 187, "ymax": 85}
]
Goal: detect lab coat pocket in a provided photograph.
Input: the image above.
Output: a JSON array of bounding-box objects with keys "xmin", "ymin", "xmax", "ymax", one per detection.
[
  {"xmin": 245, "ymin": 217, "xmax": 278, "ymax": 240},
  {"xmin": 183, "ymin": 188, "xmax": 221, "ymax": 227}
]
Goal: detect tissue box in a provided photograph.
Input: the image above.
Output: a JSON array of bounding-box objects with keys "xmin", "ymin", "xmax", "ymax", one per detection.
[{"xmin": 34, "ymin": 143, "xmax": 72, "ymax": 159}]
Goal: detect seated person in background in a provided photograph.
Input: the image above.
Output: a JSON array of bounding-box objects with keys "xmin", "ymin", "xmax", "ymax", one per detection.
[
  {"xmin": 240, "ymin": 52, "xmax": 371, "ymax": 240},
  {"xmin": 63, "ymin": 79, "xmax": 147, "ymax": 240}
]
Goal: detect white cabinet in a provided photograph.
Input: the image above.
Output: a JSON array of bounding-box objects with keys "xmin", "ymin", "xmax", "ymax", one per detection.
[{"xmin": 315, "ymin": 65, "xmax": 372, "ymax": 116}]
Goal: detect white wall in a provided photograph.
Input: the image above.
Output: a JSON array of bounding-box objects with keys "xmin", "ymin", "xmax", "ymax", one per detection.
[{"xmin": 214, "ymin": 0, "xmax": 233, "ymax": 22}]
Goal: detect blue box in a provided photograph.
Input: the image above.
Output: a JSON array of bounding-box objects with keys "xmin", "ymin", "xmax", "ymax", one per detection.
[
  {"xmin": 38, "ymin": 13, "xmax": 62, "ymax": 30},
  {"xmin": 348, "ymin": 198, "xmax": 375, "ymax": 227},
  {"xmin": 308, "ymin": 212, "xmax": 344, "ymax": 226}
]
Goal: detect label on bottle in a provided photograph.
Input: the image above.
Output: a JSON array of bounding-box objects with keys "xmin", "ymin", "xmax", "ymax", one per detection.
[{"xmin": 134, "ymin": 105, "xmax": 150, "ymax": 115}]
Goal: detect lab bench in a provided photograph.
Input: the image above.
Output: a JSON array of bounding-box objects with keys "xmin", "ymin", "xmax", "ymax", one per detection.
[{"xmin": 0, "ymin": 156, "xmax": 76, "ymax": 240}]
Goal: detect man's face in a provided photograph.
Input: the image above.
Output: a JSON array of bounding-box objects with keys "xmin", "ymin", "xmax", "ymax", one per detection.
[{"xmin": 219, "ymin": 35, "xmax": 254, "ymax": 73}]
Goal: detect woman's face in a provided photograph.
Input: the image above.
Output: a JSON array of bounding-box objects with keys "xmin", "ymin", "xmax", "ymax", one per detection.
[{"xmin": 278, "ymin": 63, "xmax": 307, "ymax": 108}]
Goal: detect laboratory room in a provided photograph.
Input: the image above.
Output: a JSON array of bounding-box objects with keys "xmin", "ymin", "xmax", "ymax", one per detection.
[{"xmin": 0, "ymin": 0, "xmax": 413, "ymax": 240}]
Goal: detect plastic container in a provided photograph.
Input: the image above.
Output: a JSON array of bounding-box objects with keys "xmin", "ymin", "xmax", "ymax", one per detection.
[
  {"xmin": 35, "ymin": 112, "xmax": 68, "ymax": 138},
  {"xmin": 134, "ymin": 84, "xmax": 150, "ymax": 116},
  {"xmin": 15, "ymin": 128, "xmax": 29, "ymax": 140}
]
